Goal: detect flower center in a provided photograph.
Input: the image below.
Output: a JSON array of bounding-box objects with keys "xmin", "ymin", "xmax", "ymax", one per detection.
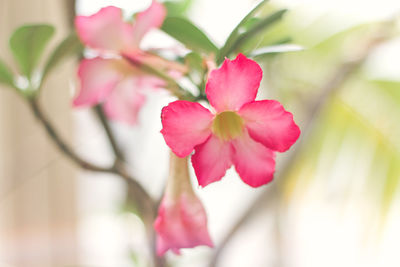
[{"xmin": 212, "ymin": 111, "xmax": 244, "ymax": 141}]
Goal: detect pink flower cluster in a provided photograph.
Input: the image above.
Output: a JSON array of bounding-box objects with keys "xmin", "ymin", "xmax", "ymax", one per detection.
[
  {"xmin": 73, "ymin": 1, "xmax": 300, "ymax": 257},
  {"xmin": 74, "ymin": 1, "xmax": 167, "ymax": 124}
]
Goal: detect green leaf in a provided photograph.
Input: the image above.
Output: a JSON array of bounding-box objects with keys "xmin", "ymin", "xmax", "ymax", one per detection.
[
  {"xmin": 163, "ymin": 0, "xmax": 193, "ymax": 17},
  {"xmin": 381, "ymin": 156, "xmax": 400, "ymax": 215},
  {"xmin": 0, "ymin": 58, "xmax": 15, "ymax": 87},
  {"xmin": 42, "ymin": 32, "xmax": 83, "ymax": 82},
  {"xmin": 184, "ymin": 52, "xmax": 204, "ymax": 85},
  {"xmin": 226, "ymin": 9, "xmax": 287, "ymax": 59},
  {"xmin": 370, "ymin": 80, "xmax": 400, "ymax": 105},
  {"xmin": 241, "ymin": 17, "xmax": 262, "ymax": 32},
  {"xmin": 161, "ymin": 17, "xmax": 218, "ymax": 54},
  {"xmin": 217, "ymin": 0, "xmax": 270, "ymax": 63},
  {"xmin": 249, "ymin": 44, "xmax": 303, "ymax": 58},
  {"xmin": 9, "ymin": 24, "xmax": 55, "ymax": 79}
]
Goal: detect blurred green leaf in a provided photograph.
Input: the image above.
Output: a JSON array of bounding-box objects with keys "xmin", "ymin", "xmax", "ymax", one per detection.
[
  {"xmin": 241, "ymin": 17, "xmax": 262, "ymax": 32},
  {"xmin": 161, "ymin": 17, "xmax": 218, "ymax": 54},
  {"xmin": 163, "ymin": 0, "xmax": 193, "ymax": 17},
  {"xmin": 381, "ymin": 156, "xmax": 400, "ymax": 215},
  {"xmin": 370, "ymin": 80, "xmax": 400, "ymax": 104},
  {"xmin": 184, "ymin": 52, "xmax": 204, "ymax": 85},
  {"xmin": 120, "ymin": 201, "xmax": 140, "ymax": 216},
  {"xmin": 42, "ymin": 31, "xmax": 83, "ymax": 83},
  {"xmin": 230, "ymin": 9, "xmax": 287, "ymax": 55},
  {"xmin": 217, "ymin": 0, "xmax": 270, "ymax": 63},
  {"xmin": 0, "ymin": 58, "xmax": 15, "ymax": 87},
  {"xmin": 9, "ymin": 24, "xmax": 55, "ymax": 79},
  {"xmin": 330, "ymin": 100, "xmax": 400, "ymax": 216},
  {"xmin": 249, "ymin": 44, "xmax": 303, "ymax": 58}
]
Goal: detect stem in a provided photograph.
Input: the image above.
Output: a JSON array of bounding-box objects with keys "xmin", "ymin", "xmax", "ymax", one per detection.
[
  {"xmin": 63, "ymin": 0, "xmax": 76, "ymax": 29},
  {"xmin": 28, "ymin": 98, "xmax": 114, "ymax": 173},
  {"xmin": 27, "ymin": 98, "xmax": 162, "ymax": 265},
  {"xmin": 208, "ymin": 30, "xmax": 389, "ymax": 267},
  {"xmin": 94, "ymin": 105, "xmax": 125, "ymax": 165},
  {"xmin": 122, "ymin": 54, "xmax": 196, "ymax": 101},
  {"xmin": 28, "ymin": 98, "xmax": 152, "ymax": 203},
  {"xmin": 54, "ymin": 2, "xmax": 164, "ymax": 266}
]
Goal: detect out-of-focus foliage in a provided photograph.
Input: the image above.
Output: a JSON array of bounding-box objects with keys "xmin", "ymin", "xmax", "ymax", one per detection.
[
  {"xmin": 256, "ymin": 9, "xmax": 400, "ymax": 221},
  {"xmin": 0, "ymin": 58, "xmax": 15, "ymax": 87},
  {"xmin": 184, "ymin": 52, "xmax": 205, "ymax": 86},
  {"xmin": 163, "ymin": 0, "xmax": 193, "ymax": 17},
  {"xmin": 249, "ymin": 44, "xmax": 303, "ymax": 58},
  {"xmin": 9, "ymin": 24, "xmax": 55, "ymax": 79},
  {"xmin": 216, "ymin": 0, "xmax": 288, "ymax": 63},
  {"xmin": 42, "ymin": 31, "xmax": 83, "ymax": 83},
  {"xmin": 2, "ymin": 24, "xmax": 83, "ymax": 96},
  {"xmin": 162, "ymin": 17, "xmax": 219, "ymax": 54}
]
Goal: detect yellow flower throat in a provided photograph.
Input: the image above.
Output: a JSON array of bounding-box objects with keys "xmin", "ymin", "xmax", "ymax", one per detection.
[{"xmin": 212, "ymin": 111, "xmax": 244, "ymax": 141}]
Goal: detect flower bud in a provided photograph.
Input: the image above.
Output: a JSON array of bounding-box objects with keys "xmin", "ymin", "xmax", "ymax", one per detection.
[{"xmin": 154, "ymin": 152, "xmax": 213, "ymax": 255}]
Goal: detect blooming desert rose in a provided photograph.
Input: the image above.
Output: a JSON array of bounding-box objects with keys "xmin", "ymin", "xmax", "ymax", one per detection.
[{"xmin": 161, "ymin": 54, "xmax": 300, "ymax": 187}]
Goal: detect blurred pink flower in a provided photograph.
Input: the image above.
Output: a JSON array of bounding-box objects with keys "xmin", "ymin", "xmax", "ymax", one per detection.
[
  {"xmin": 161, "ymin": 54, "xmax": 301, "ymax": 187},
  {"xmin": 154, "ymin": 154, "xmax": 213, "ymax": 255},
  {"xmin": 73, "ymin": 1, "xmax": 167, "ymax": 124}
]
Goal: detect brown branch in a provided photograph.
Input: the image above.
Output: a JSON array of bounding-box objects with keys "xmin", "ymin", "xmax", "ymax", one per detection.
[
  {"xmin": 63, "ymin": 0, "xmax": 76, "ymax": 29},
  {"xmin": 92, "ymin": 102, "xmax": 167, "ymax": 266},
  {"xmin": 93, "ymin": 104, "xmax": 166, "ymax": 266},
  {"xmin": 93, "ymin": 105, "xmax": 125, "ymax": 165},
  {"xmin": 28, "ymin": 98, "xmax": 113, "ymax": 173},
  {"xmin": 208, "ymin": 30, "xmax": 390, "ymax": 267},
  {"xmin": 28, "ymin": 97, "xmax": 167, "ymax": 265},
  {"xmin": 34, "ymin": 1, "xmax": 166, "ymax": 264},
  {"xmin": 27, "ymin": 97, "xmax": 155, "ymax": 214}
]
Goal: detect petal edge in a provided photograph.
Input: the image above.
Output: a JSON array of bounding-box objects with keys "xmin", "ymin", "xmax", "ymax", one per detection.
[
  {"xmin": 232, "ymin": 132, "xmax": 276, "ymax": 187},
  {"xmin": 205, "ymin": 54, "xmax": 262, "ymax": 112},
  {"xmin": 239, "ymin": 100, "xmax": 300, "ymax": 152},
  {"xmin": 161, "ymin": 100, "xmax": 213, "ymax": 157}
]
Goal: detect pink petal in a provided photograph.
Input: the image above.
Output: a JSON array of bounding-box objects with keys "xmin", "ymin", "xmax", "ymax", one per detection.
[
  {"xmin": 239, "ymin": 100, "xmax": 300, "ymax": 152},
  {"xmin": 232, "ymin": 132, "xmax": 276, "ymax": 187},
  {"xmin": 132, "ymin": 1, "xmax": 166, "ymax": 46},
  {"xmin": 73, "ymin": 58, "xmax": 124, "ymax": 107},
  {"xmin": 205, "ymin": 53, "xmax": 262, "ymax": 112},
  {"xmin": 75, "ymin": 6, "xmax": 136, "ymax": 52},
  {"xmin": 191, "ymin": 135, "xmax": 233, "ymax": 187},
  {"xmin": 103, "ymin": 78, "xmax": 146, "ymax": 125},
  {"xmin": 161, "ymin": 101, "xmax": 213, "ymax": 157},
  {"xmin": 154, "ymin": 193, "xmax": 213, "ymax": 256}
]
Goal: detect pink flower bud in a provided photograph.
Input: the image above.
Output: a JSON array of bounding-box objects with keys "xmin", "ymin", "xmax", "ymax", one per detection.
[{"xmin": 154, "ymin": 153, "xmax": 213, "ymax": 255}]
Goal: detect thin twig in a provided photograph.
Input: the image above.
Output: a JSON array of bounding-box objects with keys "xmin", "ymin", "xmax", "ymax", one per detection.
[
  {"xmin": 122, "ymin": 54, "xmax": 196, "ymax": 101},
  {"xmin": 52, "ymin": 2, "xmax": 164, "ymax": 266},
  {"xmin": 208, "ymin": 30, "xmax": 389, "ymax": 267},
  {"xmin": 93, "ymin": 105, "xmax": 125, "ymax": 165},
  {"xmin": 27, "ymin": 98, "xmax": 154, "ymax": 214},
  {"xmin": 28, "ymin": 98, "xmax": 114, "ymax": 173}
]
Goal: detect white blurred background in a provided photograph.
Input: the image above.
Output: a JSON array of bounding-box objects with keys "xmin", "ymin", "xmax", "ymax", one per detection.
[{"xmin": 0, "ymin": 0, "xmax": 399, "ymax": 266}]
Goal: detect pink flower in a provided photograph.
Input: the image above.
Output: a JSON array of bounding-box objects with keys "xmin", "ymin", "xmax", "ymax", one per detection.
[
  {"xmin": 161, "ymin": 54, "xmax": 300, "ymax": 187},
  {"xmin": 154, "ymin": 153, "xmax": 213, "ymax": 255},
  {"xmin": 73, "ymin": 2, "xmax": 167, "ymax": 124}
]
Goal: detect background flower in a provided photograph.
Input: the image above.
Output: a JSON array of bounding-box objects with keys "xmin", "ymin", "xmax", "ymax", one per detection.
[{"xmin": 73, "ymin": 1, "xmax": 167, "ymax": 124}]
